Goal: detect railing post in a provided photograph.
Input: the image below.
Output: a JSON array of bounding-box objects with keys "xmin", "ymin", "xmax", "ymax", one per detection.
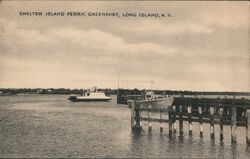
[
  {"xmin": 246, "ymin": 109, "xmax": 250, "ymax": 145},
  {"xmin": 179, "ymin": 105, "xmax": 184, "ymax": 136},
  {"xmin": 198, "ymin": 106, "xmax": 203, "ymax": 137},
  {"xmin": 219, "ymin": 107, "xmax": 224, "ymax": 142},
  {"xmin": 210, "ymin": 106, "xmax": 215, "ymax": 139},
  {"xmin": 231, "ymin": 106, "xmax": 237, "ymax": 143},
  {"xmin": 172, "ymin": 105, "xmax": 177, "ymax": 133},
  {"xmin": 187, "ymin": 106, "xmax": 192, "ymax": 135},
  {"xmin": 148, "ymin": 105, "xmax": 152, "ymax": 131}
]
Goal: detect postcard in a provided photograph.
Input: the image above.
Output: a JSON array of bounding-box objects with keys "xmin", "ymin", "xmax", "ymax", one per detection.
[{"xmin": 0, "ymin": 1, "xmax": 249, "ymax": 158}]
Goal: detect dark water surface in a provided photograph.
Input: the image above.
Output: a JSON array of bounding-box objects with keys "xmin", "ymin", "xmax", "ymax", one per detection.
[{"xmin": 0, "ymin": 95, "xmax": 249, "ymax": 158}]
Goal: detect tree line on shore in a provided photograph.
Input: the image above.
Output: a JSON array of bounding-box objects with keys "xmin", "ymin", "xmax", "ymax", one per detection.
[{"xmin": 0, "ymin": 88, "xmax": 249, "ymax": 96}]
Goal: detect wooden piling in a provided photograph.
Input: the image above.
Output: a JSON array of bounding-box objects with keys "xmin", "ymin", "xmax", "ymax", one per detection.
[
  {"xmin": 198, "ymin": 106, "xmax": 203, "ymax": 137},
  {"xmin": 160, "ymin": 106, "xmax": 163, "ymax": 132},
  {"xmin": 179, "ymin": 105, "xmax": 184, "ymax": 136},
  {"xmin": 210, "ymin": 106, "xmax": 215, "ymax": 139},
  {"xmin": 246, "ymin": 109, "xmax": 250, "ymax": 145},
  {"xmin": 219, "ymin": 107, "xmax": 224, "ymax": 142},
  {"xmin": 130, "ymin": 100, "xmax": 135, "ymax": 129},
  {"xmin": 169, "ymin": 107, "xmax": 173, "ymax": 135},
  {"xmin": 134, "ymin": 103, "xmax": 141, "ymax": 129},
  {"xmin": 231, "ymin": 106, "xmax": 237, "ymax": 143},
  {"xmin": 187, "ymin": 106, "xmax": 192, "ymax": 135},
  {"xmin": 172, "ymin": 106, "xmax": 177, "ymax": 133},
  {"xmin": 139, "ymin": 107, "xmax": 142, "ymax": 129},
  {"xmin": 148, "ymin": 105, "xmax": 152, "ymax": 131}
]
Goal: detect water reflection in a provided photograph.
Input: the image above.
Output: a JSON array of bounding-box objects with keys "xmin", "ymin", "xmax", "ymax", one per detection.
[
  {"xmin": 130, "ymin": 129, "xmax": 143, "ymax": 158},
  {"xmin": 178, "ymin": 135, "xmax": 185, "ymax": 144},
  {"xmin": 188, "ymin": 135, "xmax": 193, "ymax": 145},
  {"xmin": 218, "ymin": 143, "xmax": 225, "ymax": 158},
  {"xmin": 168, "ymin": 133, "xmax": 177, "ymax": 143},
  {"xmin": 246, "ymin": 145, "xmax": 250, "ymax": 151},
  {"xmin": 231, "ymin": 143, "xmax": 238, "ymax": 159},
  {"xmin": 210, "ymin": 137, "xmax": 216, "ymax": 145},
  {"xmin": 129, "ymin": 125, "xmax": 250, "ymax": 158},
  {"xmin": 147, "ymin": 130, "xmax": 153, "ymax": 141}
]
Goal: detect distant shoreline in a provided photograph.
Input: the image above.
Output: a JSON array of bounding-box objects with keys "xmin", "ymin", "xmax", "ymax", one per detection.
[{"xmin": 0, "ymin": 88, "xmax": 249, "ymax": 96}]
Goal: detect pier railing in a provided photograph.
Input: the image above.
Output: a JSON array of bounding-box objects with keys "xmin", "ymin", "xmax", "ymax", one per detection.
[{"xmin": 128, "ymin": 97, "xmax": 250, "ymax": 145}]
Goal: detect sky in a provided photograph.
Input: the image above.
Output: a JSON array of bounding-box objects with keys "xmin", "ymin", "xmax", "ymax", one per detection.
[{"xmin": 0, "ymin": 1, "xmax": 249, "ymax": 91}]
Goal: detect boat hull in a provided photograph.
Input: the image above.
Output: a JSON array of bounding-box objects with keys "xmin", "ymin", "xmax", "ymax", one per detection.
[
  {"xmin": 68, "ymin": 96, "xmax": 111, "ymax": 102},
  {"xmin": 130, "ymin": 97, "xmax": 174, "ymax": 110},
  {"xmin": 68, "ymin": 99, "xmax": 111, "ymax": 102}
]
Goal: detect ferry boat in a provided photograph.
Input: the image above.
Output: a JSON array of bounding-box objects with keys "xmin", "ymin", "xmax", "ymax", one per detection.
[{"xmin": 68, "ymin": 87, "xmax": 111, "ymax": 102}]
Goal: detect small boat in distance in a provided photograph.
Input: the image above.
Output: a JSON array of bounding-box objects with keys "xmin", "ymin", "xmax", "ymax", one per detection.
[{"xmin": 68, "ymin": 87, "xmax": 111, "ymax": 102}]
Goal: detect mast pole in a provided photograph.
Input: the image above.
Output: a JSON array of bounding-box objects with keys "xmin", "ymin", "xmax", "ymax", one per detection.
[
  {"xmin": 117, "ymin": 72, "xmax": 120, "ymax": 94},
  {"xmin": 150, "ymin": 81, "xmax": 154, "ymax": 91}
]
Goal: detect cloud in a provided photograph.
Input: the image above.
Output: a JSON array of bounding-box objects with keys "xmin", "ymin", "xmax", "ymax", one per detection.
[
  {"xmin": 198, "ymin": 2, "xmax": 249, "ymax": 29},
  {"xmin": 0, "ymin": 1, "xmax": 249, "ymax": 91},
  {"xmin": 0, "ymin": 19, "xmax": 51, "ymax": 45},
  {"xmin": 1, "ymin": 19, "xmax": 178, "ymax": 62},
  {"xmin": 125, "ymin": 21, "xmax": 214, "ymax": 35}
]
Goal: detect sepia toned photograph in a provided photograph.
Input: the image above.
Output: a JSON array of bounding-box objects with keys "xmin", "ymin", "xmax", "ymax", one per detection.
[{"xmin": 0, "ymin": 0, "xmax": 249, "ymax": 158}]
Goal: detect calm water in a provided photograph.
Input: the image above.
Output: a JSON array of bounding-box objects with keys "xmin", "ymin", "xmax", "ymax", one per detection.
[{"xmin": 0, "ymin": 95, "xmax": 249, "ymax": 158}]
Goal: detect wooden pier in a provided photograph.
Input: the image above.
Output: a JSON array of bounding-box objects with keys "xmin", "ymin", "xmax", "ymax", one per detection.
[{"xmin": 128, "ymin": 96, "xmax": 250, "ymax": 145}]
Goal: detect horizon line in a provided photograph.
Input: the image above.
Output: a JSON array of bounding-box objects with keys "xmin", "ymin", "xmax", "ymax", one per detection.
[{"xmin": 1, "ymin": 87, "xmax": 250, "ymax": 93}]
